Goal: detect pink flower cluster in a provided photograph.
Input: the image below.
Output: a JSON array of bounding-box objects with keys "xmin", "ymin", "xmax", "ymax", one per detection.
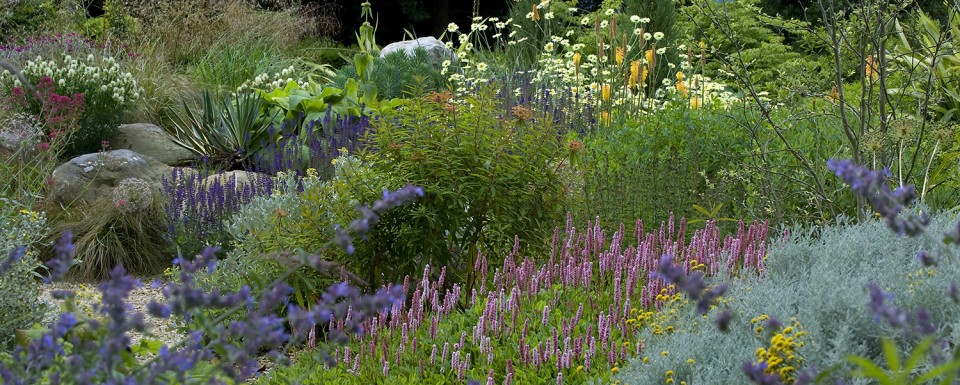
[{"xmin": 326, "ymin": 213, "xmax": 770, "ymax": 382}]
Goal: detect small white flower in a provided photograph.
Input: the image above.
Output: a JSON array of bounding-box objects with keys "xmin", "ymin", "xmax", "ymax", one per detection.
[
  {"xmin": 668, "ymin": 63, "xmax": 676, "ymax": 69},
  {"xmin": 492, "ymin": 33, "xmax": 502, "ymax": 38},
  {"xmin": 644, "ymin": 33, "xmax": 652, "ymax": 40},
  {"xmin": 544, "ymin": 42, "xmax": 555, "ymax": 52},
  {"xmin": 604, "ymin": 8, "xmax": 615, "ymax": 16},
  {"xmin": 509, "ymin": 30, "xmax": 518, "ymax": 38},
  {"xmin": 495, "ymin": 22, "xmax": 506, "ymax": 29},
  {"xmin": 477, "ymin": 62, "xmax": 488, "ymax": 72},
  {"xmin": 662, "ymin": 78, "xmax": 672, "ymax": 86},
  {"xmin": 656, "ymin": 47, "xmax": 666, "ymax": 54},
  {"xmin": 600, "ymin": 20, "xmax": 609, "ymax": 28},
  {"xmin": 631, "ymin": 15, "xmax": 641, "ymax": 23},
  {"xmin": 654, "ymin": 32, "xmax": 665, "ymax": 40},
  {"xmin": 545, "ymin": 12, "xmax": 554, "ymax": 19},
  {"xmin": 473, "ymin": 16, "xmax": 483, "ymax": 22},
  {"xmin": 526, "ymin": 11, "xmax": 534, "ymax": 19},
  {"xmin": 448, "ymin": 22, "xmax": 459, "ymax": 32},
  {"xmin": 581, "ymin": 16, "xmax": 590, "ymax": 25},
  {"xmin": 634, "ymin": 28, "xmax": 643, "ymax": 36},
  {"xmin": 459, "ymin": 34, "xmax": 469, "ymax": 43},
  {"xmin": 641, "ymin": 17, "xmax": 650, "ymax": 23}
]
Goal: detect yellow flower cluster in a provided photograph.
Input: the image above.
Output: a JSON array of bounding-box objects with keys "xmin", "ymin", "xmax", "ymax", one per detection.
[
  {"xmin": 752, "ymin": 317, "xmax": 807, "ymax": 384},
  {"xmin": 626, "ymin": 286, "xmax": 686, "ymax": 335}
]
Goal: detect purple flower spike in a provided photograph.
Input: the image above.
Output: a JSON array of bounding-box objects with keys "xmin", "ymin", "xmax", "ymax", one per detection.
[
  {"xmin": 827, "ymin": 159, "xmax": 930, "ymax": 237},
  {"xmin": 44, "ymin": 231, "xmax": 76, "ymax": 283},
  {"xmin": 0, "ymin": 246, "xmax": 26, "ymax": 275},
  {"xmin": 916, "ymin": 250, "xmax": 937, "ymax": 267},
  {"xmin": 715, "ymin": 309, "xmax": 733, "ymax": 332},
  {"xmin": 742, "ymin": 361, "xmax": 783, "ymax": 385}
]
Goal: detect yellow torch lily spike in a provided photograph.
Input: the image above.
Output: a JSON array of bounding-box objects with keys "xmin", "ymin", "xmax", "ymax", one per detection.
[{"xmin": 629, "ymin": 60, "xmax": 641, "ymax": 89}]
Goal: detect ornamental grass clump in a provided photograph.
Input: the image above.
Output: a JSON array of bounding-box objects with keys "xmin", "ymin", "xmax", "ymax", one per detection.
[
  {"xmin": 43, "ymin": 178, "xmax": 169, "ymax": 280},
  {"xmin": 258, "ymin": 214, "xmax": 769, "ymax": 384}
]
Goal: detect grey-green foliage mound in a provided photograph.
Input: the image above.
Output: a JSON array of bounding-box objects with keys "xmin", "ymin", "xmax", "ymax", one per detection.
[
  {"xmin": 612, "ymin": 213, "xmax": 960, "ymax": 384},
  {"xmin": 0, "ymin": 205, "xmax": 48, "ymax": 351}
]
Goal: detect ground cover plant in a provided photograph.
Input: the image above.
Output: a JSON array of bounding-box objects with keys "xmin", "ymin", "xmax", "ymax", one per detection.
[{"xmin": 1, "ymin": 0, "xmax": 960, "ymax": 383}]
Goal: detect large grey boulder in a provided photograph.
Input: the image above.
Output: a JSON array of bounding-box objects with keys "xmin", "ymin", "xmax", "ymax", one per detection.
[
  {"xmin": 379, "ymin": 36, "xmax": 458, "ymax": 66},
  {"xmin": 201, "ymin": 170, "xmax": 273, "ymax": 194},
  {"xmin": 110, "ymin": 123, "xmax": 198, "ymax": 166},
  {"xmin": 48, "ymin": 149, "xmax": 173, "ymax": 207}
]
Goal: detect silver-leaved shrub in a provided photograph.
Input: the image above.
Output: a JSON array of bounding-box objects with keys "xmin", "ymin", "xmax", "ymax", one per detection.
[
  {"xmin": 0, "ymin": 205, "xmax": 48, "ymax": 350},
  {"xmin": 612, "ymin": 213, "xmax": 960, "ymax": 384}
]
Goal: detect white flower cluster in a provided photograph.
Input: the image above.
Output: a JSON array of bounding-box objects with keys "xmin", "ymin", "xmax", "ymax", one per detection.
[
  {"xmin": 0, "ymin": 54, "xmax": 140, "ymax": 104},
  {"xmin": 237, "ymin": 65, "xmax": 308, "ymax": 92}
]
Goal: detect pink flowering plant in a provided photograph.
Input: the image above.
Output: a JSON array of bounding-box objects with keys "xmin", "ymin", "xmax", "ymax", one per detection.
[
  {"xmin": 0, "ymin": 43, "xmax": 139, "ymax": 157},
  {"xmin": 259, "ymin": 214, "xmax": 769, "ymax": 384}
]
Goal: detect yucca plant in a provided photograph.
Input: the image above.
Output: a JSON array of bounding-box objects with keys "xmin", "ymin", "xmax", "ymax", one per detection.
[{"xmin": 167, "ymin": 90, "xmax": 276, "ymax": 170}]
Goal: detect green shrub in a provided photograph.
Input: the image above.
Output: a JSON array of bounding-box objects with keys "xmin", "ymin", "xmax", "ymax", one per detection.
[
  {"xmin": 364, "ymin": 89, "xmax": 567, "ymax": 287},
  {"xmin": 612, "ymin": 213, "xmax": 960, "ymax": 384},
  {"xmin": 571, "ymin": 104, "xmax": 751, "ymax": 234},
  {"xmin": 224, "ymin": 156, "xmax": 388, "ymax": 304},
  {"xmin": 43, "ymin": 178, "xmax": 170, "ymax": 280},
  {"xmin": 0, "ymin": 204, "xmax": 48, "ymax": 351},
  {"xmin": 0, "ymin": 0, "xmax": 54, "ymax": 38},
  {"xmin": 676, "ymin": 0, "xmax": 827, "ymax": 100}
]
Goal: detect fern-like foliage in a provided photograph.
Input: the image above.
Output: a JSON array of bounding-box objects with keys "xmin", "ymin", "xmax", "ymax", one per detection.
[{"xmin": 330, "ymin": 48, "xmax": 448, "ymax": 100}]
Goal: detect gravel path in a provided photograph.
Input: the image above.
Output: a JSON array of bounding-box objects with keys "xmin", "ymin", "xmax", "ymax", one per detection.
[{"xmin": 38, "ymin": 280, "xmax": 183, "ymax": 354}]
